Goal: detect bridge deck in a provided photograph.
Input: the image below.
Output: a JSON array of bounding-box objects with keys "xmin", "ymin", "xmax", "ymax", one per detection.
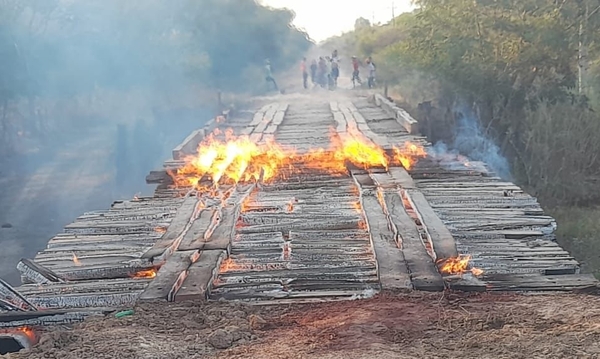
[{"xmin": 2, "ymin": 92, "xmax": 596, "ymax": 326}]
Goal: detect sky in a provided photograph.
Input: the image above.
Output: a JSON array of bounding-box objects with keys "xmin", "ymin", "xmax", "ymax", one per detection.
[{"xmin": 259, "ymin": 0, "xmax": 415, "ymax": 42}]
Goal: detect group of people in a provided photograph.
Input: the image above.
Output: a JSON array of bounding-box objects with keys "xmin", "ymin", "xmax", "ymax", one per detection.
[
  {"xmin": 300, "ymin": 51, "xmax": 377, "ymax": 90},
  {"xmin": 263, "ymin": 51, "xmax": 378, "ymax": 93}
]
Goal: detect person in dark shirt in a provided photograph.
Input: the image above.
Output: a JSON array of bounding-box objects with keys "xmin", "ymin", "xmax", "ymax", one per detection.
[{"xmin": 310, "ymin": 59, "xmax": 318, "ymax": 85}]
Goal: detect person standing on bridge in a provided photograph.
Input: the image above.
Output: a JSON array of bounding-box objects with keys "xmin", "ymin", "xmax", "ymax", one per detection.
[
  {"xmin": 300, "ymin": 57, "xmax": 309, "ymax": 89},
  {"xmin": 310, "ymin": 59, "xmax": 318, "ymax": 85},
  {"xmin": 264, "ymin": 59, "xmax": 279, "ymax": 92},
  {"xmin": 366, "ymin": 58, "xmax": 376, "ymax": 89},
  {"xmin": 351, "ymin": 56, "xmax": 362, "ymax": 88},
  {"xmin": 330, "ymin": 52, "xmax": 340, "ymax": 89}
]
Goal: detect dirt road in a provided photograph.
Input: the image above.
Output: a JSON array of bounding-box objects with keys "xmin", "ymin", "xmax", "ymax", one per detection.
[{"xmin": 9, "ymin": 291, "xmax": 600, "ymax": 359}]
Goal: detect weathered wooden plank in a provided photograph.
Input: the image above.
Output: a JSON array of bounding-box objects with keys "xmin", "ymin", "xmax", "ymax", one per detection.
[
  {"xmin": 360, "ymin": 195, "xmax": 411, "ymax": 291},
  {"xmin": 175, "ymin": 250, "xmax": 226, "ymax": 301},
  {"xmin": 405, "ymin": 189, "xmax": 458, "ymax": 260},
  {"xmin": 0, "ymin": 308, "xmax": 110, "ymax": 329},
  {"xmin": 0, "ymin": 279, "xmax": 38, "ymax": 311},
  {"xmin": 177, "ymin": 209, "xmax": 215, "ymax": 251},
  {"xmin": 16, "ymin": 259, "xmax": 64, "ymax": 284},
  {"xmin": 138, "ymin": 250, "xmax": 198, "ymax": 301},
  {"xmin": 172, "ymin": 129, "xmax": 205, "ymax": 160},
  {"xmin": 141, "ymin": 196, "xmax": 199, "ymax": 261},
  {"xmin": 383, "ymin": 192, "xmax": 445, "ymax": 291},
  {"xmin": 52, "ymin": 262, "xmax": 155, "ymax": 281}
]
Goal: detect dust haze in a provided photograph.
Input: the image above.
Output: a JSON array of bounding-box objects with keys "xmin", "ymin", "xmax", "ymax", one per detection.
[{"xmin": 0, "ymin": 0, "xmax": 310, "ymax": 284}]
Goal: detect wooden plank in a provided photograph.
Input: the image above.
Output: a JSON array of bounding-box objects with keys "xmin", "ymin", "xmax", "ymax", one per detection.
[
  {"xmin": 0, "ymin": 308, "xmax": 110, "ymax": 329},
  {"xmin": 141, "ymin": 196, "xmax": 198, "ymax": 261},
  {"xmin": 383, "ymin": 192, "xmax": 445, "ymax": 291},
  {"xmin": 388, "ymin": 167, "xmax": 415, "ymax": 189},
  {"xmin": 177, "ymin": 209, "xmax": 215, "ymax": 251},
  {"xmin": 202, "ymin": 205, "xmax": 238, "ymax": 251},
  {"xmin": 16, "ymin": 259, "xmax": 64, "ymax": 284},
  {"xmin": 360, "ymin": 196, "xmax": 411, "ymax": 291},
  {"xmin": 175, "ymin": 250, "xmax": 226, "ymax": 301},
  {"xmin": 138, "ymin": 250, "xmax": 198, "ymax": 301},
  {"xmin": 172, "ymin": 129, "xmax": 205, "ymax": 160},
  {"xmin": 405, "ymin": 189, "xmax": 458, "ymax": 260}
]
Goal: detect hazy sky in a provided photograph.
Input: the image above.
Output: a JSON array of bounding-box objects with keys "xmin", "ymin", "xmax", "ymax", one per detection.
[{"xmin": 260, "ymin": 0, "xmax": 415, "ymax": 42}]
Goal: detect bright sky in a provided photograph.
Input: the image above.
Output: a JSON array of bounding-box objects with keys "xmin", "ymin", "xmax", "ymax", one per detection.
[{"xmin": 260, "ymin": 0, "xmax": 415, "ymax": 42}]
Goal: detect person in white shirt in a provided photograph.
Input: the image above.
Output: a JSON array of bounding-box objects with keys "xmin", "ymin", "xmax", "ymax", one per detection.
[{"xmin": 367, "ymin": 59, "xmax": 376, "ymax": 89}]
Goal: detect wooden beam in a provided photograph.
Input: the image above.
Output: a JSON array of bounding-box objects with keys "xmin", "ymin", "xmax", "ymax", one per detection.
[
  {"xmin": 175, "ymin": 250, "xmax": 226, "ymax": 301},
  {"xmin": 360, "ymin": 195, "xmax": 411, "ymax": 291},
  {"xmin": 384, "ymin": 192, "xmax": 445, "ymax": 291},
  {"xmin": 0, "ymin": 279, "xmax": 37, "ymax": 311},
  {"xmin": 141, "ymin": 196, "xmax": 199, "ymax": 261},
  {"xmin": 0, "ymin": 308, "xmax": 111, "ymax": 328},
  {"xmin": 405, "ymin": 189, "xmax": 459, "ymax": 261},
  {"xmin": 138, "ymin": 250, "xmax": 198, "ymax": 301},
  {"xmin": 16, "ymin": 259, "xmax": 64, "ymax": 284},
  {"xmin": 172, "ymin": 129, "xmax": 205, "ymax": 160}
]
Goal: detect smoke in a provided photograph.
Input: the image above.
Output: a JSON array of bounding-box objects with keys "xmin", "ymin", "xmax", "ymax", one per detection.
[{"xmin": 429, "ymin": 104, "xmax": 512, "ymax": 180}]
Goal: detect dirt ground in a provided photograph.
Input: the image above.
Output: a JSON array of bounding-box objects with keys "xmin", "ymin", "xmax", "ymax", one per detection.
[{"xmin": 8, "ymin": 291, "xmax": 600, "ymax": 359}]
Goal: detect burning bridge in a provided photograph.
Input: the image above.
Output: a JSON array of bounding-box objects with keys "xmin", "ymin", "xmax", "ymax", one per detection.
[{"xmin": 0, "ymin": 92, "xmax": 597, "ymax": 341}]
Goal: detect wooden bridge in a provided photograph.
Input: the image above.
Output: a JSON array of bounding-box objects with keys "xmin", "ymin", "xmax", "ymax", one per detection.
[{"xmin": 1, "ymin": 91, "xmax": 596, "ymax": 329}]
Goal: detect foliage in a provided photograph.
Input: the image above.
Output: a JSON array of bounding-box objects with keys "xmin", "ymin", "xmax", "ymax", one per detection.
[
  {"xmin": 0, "ymin": 0, "xmax": 311, "ymax": 154},
  {"xmin": 328, "ymin": 0, "xmax": 600, "ymax": 206}
]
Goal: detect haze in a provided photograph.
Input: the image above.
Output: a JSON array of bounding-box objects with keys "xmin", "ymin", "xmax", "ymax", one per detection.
[{"xmin": 260, "ymin": 0, "xmax": 415, "ymax": 41}]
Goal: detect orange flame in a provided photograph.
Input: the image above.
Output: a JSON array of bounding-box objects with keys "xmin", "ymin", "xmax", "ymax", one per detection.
[
  {"xmin": 437, "ymin": 255, "xmax": 483, "ymax": 276},
  {"xmin": 172, "ymin": 127, "xmax": 410, "ymax": 189},
  {"xmin": 0, "ymin": 327, "xmax": 38, "ymax": 343},
  {"xmin": 132, "ymin": 268, "xmax": 157, "ymax": 279},
  {"xmin": 154, "ymin": 226, "xmax": 167, "ymax": 234},
  {"xmin": 72, "ymin": 253, "xmax": 82, "ymax": 266},
  {"xmin": 393, "ymin": 142, "xmax": 427, "ymax": 170}
]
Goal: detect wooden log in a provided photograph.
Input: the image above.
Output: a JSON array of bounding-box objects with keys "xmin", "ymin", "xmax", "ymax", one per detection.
[
  {"xmin": 139, "ymin": 250, "xmax": 198, "ymax": 301},
  {"xmin": 0, "ymin": 308, "xmax": 111, "ymax": 329},
  {"xmin": 175, "ymin": 250, "xmax": 226, "ymax": 301},
  {"xmin": 383, "ymin": 192, "xmax": 445, "ymax": 291},
  {"xmin": 0, "ymin": 279, "xmax": 37, "ymax": 311},
  {"xmin": 16, "ymin": 259, "xmax": 64, "ymax": 284},
  {"xmin": 172, "ymin": 129, "xmax": 205, "ymax": 160},
  {"xmin": 360, "ymin": 195, "xmax": 411, "ymax": 291},
  {"xmin": 405, "ymin": 189, "xmax": 458, "ymax": 260},
  {"xmin": 142, "ymin": 196, "xmax": 199, "ymax": 261}
]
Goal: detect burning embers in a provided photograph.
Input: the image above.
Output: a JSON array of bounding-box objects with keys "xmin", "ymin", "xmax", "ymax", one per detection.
[
  {"xmin": 437, "ymin": 255, "xmax": 483, "ymax": 277},
  {"xmin": 171, "ymin": 127, "xmax": 427, "ymax": 189},
  {"xmin": 131, "ymin": 268, "xmax": 158, "ymax": 279}
]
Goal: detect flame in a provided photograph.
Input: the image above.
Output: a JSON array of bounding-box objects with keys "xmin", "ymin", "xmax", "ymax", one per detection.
[
  {"xmin": 154, "ymin": 226, "xmax": 167, "ymax": 234},
  {"xmin": 132, "ymin": 268, "xmax": 157, "ymax": 279},
  {"xmin": 0, "ymin": 327, "xmax": 38, "ymax": 343},
  {"xmin": 286, "ymin": 197, "xmax": 296, "ymax": 213},
  {"xmin": 393, "ymin": 142, "xmax": 427, "ymax": 170},
  {"xmin": 353, "ymin": 201, "xmax": 362, "ymax": 214},
  {"xmin": 72, "ymin": 253, "xmax": 82, "ymax": 266},
  {"xmin": 172, "ymin": 126, "xmax": 408, "ymax": 190},
  {"xmin": 19, "ymin": 327, "xmax": 37, "ymax": 342},
  {"xmin": 437, "ymin": 255, "xmax": 483, "ymax": 276}
]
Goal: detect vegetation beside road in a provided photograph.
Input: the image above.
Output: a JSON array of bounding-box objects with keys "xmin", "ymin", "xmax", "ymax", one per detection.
[{"xmin": 324, "ymin": 0, "xmax": 600, "ymax": 275}]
